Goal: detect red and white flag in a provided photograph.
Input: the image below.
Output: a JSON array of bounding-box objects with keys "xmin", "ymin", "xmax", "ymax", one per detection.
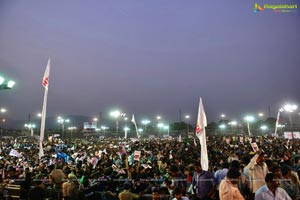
[
  {"xmin": 196, "ymin": 97, "xmax": 208, "ymax": 171},
  {"xmin": 42, "ymin": 59, "xmax": 50, "ymax": 90}
]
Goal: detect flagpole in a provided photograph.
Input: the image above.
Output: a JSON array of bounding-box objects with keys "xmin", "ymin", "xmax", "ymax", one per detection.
[
  {"xmin": 39, "ymin": 59, "xmax": 50, "ymax": 159},
  {"xmin": 274, "ymin": 109, "xmax": 281, "ymax": 136},
  {"xmin": 39, "ymin": 88, "xmax": 48, "ymax": 159}
]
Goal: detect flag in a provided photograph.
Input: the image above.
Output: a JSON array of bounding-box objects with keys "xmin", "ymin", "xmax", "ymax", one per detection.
[
  {"xmin": 39, "ymin": 59, "xmax": 50, "ymax": 159},
  {"xmin": 131, "ymin": 114, "xmax": 139, "ymax": 138},
  {"xmin": 42, "ymin": 59, "xmax": 50, "ymax": 90},
  {"xmin": 274, "ymin": 110, "xmax": 281, "ymax": 136},
  {"xmin": 196, "ymin": 97, "xmax": 208, "ymax": 171}
]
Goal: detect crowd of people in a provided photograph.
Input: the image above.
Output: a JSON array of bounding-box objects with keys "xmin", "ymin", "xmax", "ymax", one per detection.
[{"xmin": 0, "ymin": 134, "xmax": 299, "ymax": 200}]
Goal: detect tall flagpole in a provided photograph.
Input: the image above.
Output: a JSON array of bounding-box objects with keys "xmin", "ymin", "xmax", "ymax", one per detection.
[
  {"xmin": 131, "ymin": 114, "xmax": 139, "ymax": 138},
  {"xmin": 39, "ymin": 59, "xmax": 50, "ymax": 159}
]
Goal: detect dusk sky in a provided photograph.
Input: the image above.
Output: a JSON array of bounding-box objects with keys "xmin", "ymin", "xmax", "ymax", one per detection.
[{"xmin": 0, "ymin": 0, "xmax": 299, "ymax": 124}]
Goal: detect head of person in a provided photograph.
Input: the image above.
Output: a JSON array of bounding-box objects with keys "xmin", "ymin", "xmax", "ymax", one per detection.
[
  {"xmin": 194, "ymin": 161, "xmax": 202, "ymax": 173},
  {"xmin": 173, "ymin": 187, "xmax": 184, "ymax": 200},
  {"xmin": 152, "ymin": 188, "xmax": 160, "ymax": 200},
  {"xmin": 265, "ymin": 173, "xmax": 280, "ymax": 191},
  {"xmin": 227, "ymin": 168, "xmax": 241, "ymax": 184},
  {"xmin": 281, "ymin": 165, "xmax": 292, "ymax": 178},
  {"xmin": 271, "ymin": 165, "xmax": 282, "ymax": 178}
]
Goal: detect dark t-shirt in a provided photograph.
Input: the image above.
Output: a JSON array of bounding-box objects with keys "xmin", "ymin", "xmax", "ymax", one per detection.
[{"xmin": 28, "ymin": 187, "xmax": 45, "ymax": 200}]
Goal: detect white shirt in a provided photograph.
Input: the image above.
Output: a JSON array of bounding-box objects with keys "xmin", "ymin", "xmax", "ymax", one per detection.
[{"xmin": 255, "ymin": 185, "xmax": 292, "ymax": 200}]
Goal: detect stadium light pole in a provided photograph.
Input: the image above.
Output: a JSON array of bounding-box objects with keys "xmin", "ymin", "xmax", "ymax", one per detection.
[
  {"xmin": 25, "ymin": 123, "xmax": 36, "ymax": 136},
  {"xmin": 0, "ymin": 108, "xmax": 7, "ymax": 137},
  {"xmin": 244, "ymin": 115, "xmax": 255, "ymax": 137},
  {"xmin": 275, "ymin": 103, "xmax": 297, "ymax": 135},
  {"xmin": 141, "ymin": 119, "xmax": 150, "ymax": 133},
  {"xmin": 58, "ymin": 116, "xmax": 70, "ymax": 138},
  {"xmin": 110, "ymin": 110, "xmax": 121, "ymax": 134}
]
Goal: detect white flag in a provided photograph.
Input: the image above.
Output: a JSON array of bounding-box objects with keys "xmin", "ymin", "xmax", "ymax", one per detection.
[
  {"xmin": 196, "ymin": 97, "xmax": 208, "ymax": 171},
  {"xmin": 131, "ymin": 114, "xmax": 139, "ymax": 138},
  {"xmin": 39, "ymin": 59, "xmax": 50, "ymax": 159}
]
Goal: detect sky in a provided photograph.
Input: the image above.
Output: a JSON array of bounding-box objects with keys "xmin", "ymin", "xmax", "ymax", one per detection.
[{"xmin": 0, "ymin": 0, "xmax": 300, "ymax": 125}]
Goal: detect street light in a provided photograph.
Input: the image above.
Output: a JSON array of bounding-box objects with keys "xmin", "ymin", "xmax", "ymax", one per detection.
[
  {"xmin": 57, "ymin": 116, "xmax": 70, "ymax": 138},
  {"xmin": 68, "ymin": 126, "xmax": 77, "ymax": 139},
  {"xmin": 0, "ymin": 76, "xmax": 15, "ymax": 90},
  {"xmin": 141, "ymin": 119, "xmax": 151, "ymax": 133},
  {"xmin": 220, "ymin": 114, "xmax": 226, "ymax": 119},
  {"xmin": 244, "ymin": 115, "xmax": 255, "ymax": 136},
  {"xmin": 275, "ymin": 103, "xmax": 298, "ymax": 135},
  {"xmin": 258, "ymin": 112, "xmax": 264, "ymax": 117},
  {"xmin": 25, "ymin": 123, "xmax": 36, "ymax": 136},
  {"xmin": 93, "ymin": 118, "xmax": 98, "ymax": 129},
  {"xmin": 260, "ymin": 125, "xmax": 268, "ymax": 131},
  {"xmin": 163, "ymin": 125, "xmax": 170, "ymax": 137},
  {"xmin": 185, "ymin": 115, "xmax": 190, "ymax": 135}
]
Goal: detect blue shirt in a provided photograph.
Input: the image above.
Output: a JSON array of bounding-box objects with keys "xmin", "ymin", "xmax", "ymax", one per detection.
[{"xmin": 192, "ymin": 170, "xmax": 214, "ymax": 199}]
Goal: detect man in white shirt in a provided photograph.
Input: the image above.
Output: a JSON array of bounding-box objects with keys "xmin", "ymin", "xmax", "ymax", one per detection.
[
  {"xmin": 255, "ymin": 173, "xmax": 291, "ymax": 200},
  {"xmin": 244, "ymin": 150, "xmax": 268, "ymax": 198}
]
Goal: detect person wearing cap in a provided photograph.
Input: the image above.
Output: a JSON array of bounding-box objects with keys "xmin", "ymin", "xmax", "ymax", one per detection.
[
  {"xmin": 255, "ymin": 172, "xmax": 291, "ymax": 200},
  {"xmin": 243, "ymin": 150, "xmax": 268, "ymax": 198}
]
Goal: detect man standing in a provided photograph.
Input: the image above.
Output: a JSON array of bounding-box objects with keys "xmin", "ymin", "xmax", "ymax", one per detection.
[
  {"xmin": 192, "ymin": 162, "xmax": 215, "ymax": 200},
  {"xmin": 243, "ymin": 150, "xmax": 268, "ymax": 198},
  {"xmin": 255, "ymin": 173, "xmax": 291, "ymax": 200}
]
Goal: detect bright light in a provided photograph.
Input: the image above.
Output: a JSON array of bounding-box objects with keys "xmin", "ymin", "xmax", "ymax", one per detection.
[
  {"xmin": 142, "ymin": 119, "xmax": 151, "ymax": 125},
  {"xmin": 58, "ymin": 117, "xmax": 70, "ymax": 124},
  {"xmin": 24, "ymin": 123, "xmax": 36, "ymax": 128},
  {"xmin": 156, "ymin": 116, "xmax": 161, "ymax": 120},
  {"xmin": 68, "ymin": 126, "xmax": 76, "ymax": 130},
  {"xmin": 258, "ymin": 113, "xmax": 264, "ymax": 117},
  {"xmin": 157, "ymin": 123, "xmax": 164, "ymax": 128},
  {"xmin": 283, "ymin": 104, "xmax": 298, "ymax": 112},
  {"xmin": 2, "ymin": 119, "xmax": 6, "ymax": 122},
  {"xmin": 228, "ymin": 121, "xmax": 237, "ymax": 126},
  {"xmin": 124, "ymin": 127, "xmax": 130, "ymax": 131},
  {"xmin": 93, "ymin": 118, "xmax": 98, "ymax": 122},
  {"xmin": 277, "ymin": 124, "xmax": 285, "ymax": 128},
  {"xmin": 220, "ymin": 114, "xmax": 226, "ymax": 118},
  {"xmin": 163, "ymin": 125, "xmax": 169, "ymax": 130},
  {"xmin": 244, "ymin": 116, "xmax": 255, "ymax": 122},
  {"xmin": 219, "ymin": 124, "xmax": 226, "ymax": 129},
  {"xmin": 0, "ymin": 77, "xmax": 4, "ymax": 85},
  {"xmin": 0, "ymin": 108, "xmax": 7, "ymax": 113},
  {"xmin": 260, "ymin": 125, "xmax": 268, "ymax": 130},
  {"xmin": 37, "ymin": 113, "xmax": 42, "ymax": 117},
  {"xmin": 185, "ymin": 115, "xmax": 190, "ymax": 119},
  {"xmin": 7, "ymin": 81, "xmax": 15, "ymax": 88},
  {"xmin": 110, "ymin": 110, "xmax": 121, "ymax": 118},
  {"xmin": 138, "ymin": 128, "xmax": 143, "ymax": 132},
  {"xmin": 101, "ymin": 126, "xmax": 109, "ymax": 130},
  {"xmin": 124, "ymin": 117, "xmax": 128, "ymax": 121}
]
